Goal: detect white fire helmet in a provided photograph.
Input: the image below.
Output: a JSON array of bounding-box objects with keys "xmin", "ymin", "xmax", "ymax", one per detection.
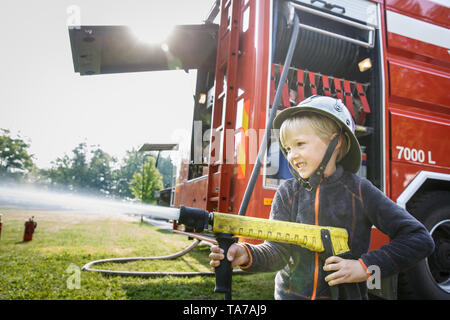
[{"xmin": 273, "ymin": 95, "xmax": 362, "ymax": 174}]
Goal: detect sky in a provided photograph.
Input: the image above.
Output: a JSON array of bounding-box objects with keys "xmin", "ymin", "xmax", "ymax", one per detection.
[{"xmin": 0, "ymin": 0, "xmax": 215, "ymax": 169}]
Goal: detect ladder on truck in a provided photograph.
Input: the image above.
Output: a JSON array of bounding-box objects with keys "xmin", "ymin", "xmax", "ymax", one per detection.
[{"xmin": 206, "ymin": 0, "xmax": 242, "ymax": 213}]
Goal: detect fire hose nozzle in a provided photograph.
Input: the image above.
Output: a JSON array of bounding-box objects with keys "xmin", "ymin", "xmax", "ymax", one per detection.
[{"xmin": 177, "ymin": 206, "xmax": 212, "ymax": 233}]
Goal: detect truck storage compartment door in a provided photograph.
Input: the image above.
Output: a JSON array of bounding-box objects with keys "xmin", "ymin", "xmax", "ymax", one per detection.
[{"xmin": 68, "ymin": 24, "xmax": 218, "ymax": 76}]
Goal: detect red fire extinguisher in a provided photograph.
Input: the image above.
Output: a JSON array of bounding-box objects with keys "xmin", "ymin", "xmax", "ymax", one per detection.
[{"xmin": 23, "ymin": 216, "xmax": 37, "ymax": 242}]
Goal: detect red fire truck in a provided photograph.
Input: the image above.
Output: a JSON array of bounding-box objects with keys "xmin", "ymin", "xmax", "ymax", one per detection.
[{"xmin": 69, "ymin": 0, "xmax": 449, "ymax": 299}]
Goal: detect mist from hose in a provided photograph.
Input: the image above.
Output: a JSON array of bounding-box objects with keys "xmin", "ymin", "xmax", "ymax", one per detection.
[{"xmin": 0, "ymin": 183, "xmax": 180, "ymax": 220}]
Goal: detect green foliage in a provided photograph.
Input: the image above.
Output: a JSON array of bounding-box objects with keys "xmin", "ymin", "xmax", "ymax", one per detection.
[
  {"xmin": 0, "ymin": 128, "xmax": 35, "ymax": 181},
  {"xmin": 40, "ymin": 142, "xmax": 103, "ymax": 193},
  {"xmin": 70, "ymin": 142, "xmax": 90, "ymax": 188},
  {"xmin": 157, "ymin": 156, "xmax": 175, "ymax": 188},
  {"xmin": 0, "ymin": 128, "xmax": 174, "ymax": 202},
  {"xmin": 113, "ymin": 148, "xmax": 147, "ymax": 199},
  {"xmin": 88, "ymin": 146, "xmax": 116, "ymax": 194},
  {"xmin": 40, "ymin": 143, "xmax": 171, "ymax": 201},
  {"xmin": 129, "ymin": 157, "xmax": 163, "ymax": 203}
]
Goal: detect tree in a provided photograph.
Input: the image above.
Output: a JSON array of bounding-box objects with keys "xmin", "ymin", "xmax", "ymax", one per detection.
[
  {"xmin": 112, "ymin": 148, "xmax": 146, "ymax": 199},
  {"xmin": 157, "ymin": 156, "xmax": 175, "ymax": 188},
  {"xmin": 22, "ymin": 139, "xmax": 172, "ymax": 201},
  {"xmin": 43, "ymin": 154, "xmax": 72, "ymax": 187},
  {"xmin": 42, "ymin": 142, "xmax": 117, "ymax": 195},
  {"xmin": 0, "ymin": 128, "xmax": 35, "ymax": 181},
  {"xmin": 42, "ymin": 142, "xmax": 89, "ymax": 191},
  {"xmin": 129, "ymin": 157, "xmax": 163, "ymax": 204},
  {"xmin": 71, "ymin": 142, "xmax": 90, "ymax": 189},
  {"xmin": 88, "ymin": 146, "xmax": 116, "ymax": 195}
]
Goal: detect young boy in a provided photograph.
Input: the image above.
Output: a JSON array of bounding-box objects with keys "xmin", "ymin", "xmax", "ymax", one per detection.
[{"xmin": 209, "ymin": 95, "xmax": 434, "ymax": 300}]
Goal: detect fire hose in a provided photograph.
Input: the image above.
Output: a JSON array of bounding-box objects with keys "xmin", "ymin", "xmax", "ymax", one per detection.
[
  {"xmin": 81, "ymin": 238, "xmax": 215, "ymax": 277},
  {"xmin": 83, "ymin": 8, "xmax": 361, "ymax": 299},
  {"xmin": 82, "ymin": 205, "xmax": 359, "ymax": 299}
]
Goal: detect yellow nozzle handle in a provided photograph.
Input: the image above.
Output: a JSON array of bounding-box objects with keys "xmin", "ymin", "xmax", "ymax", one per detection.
[{"xmin": 212, "ymin": 212, "xmax": 350, "ymax": 255}]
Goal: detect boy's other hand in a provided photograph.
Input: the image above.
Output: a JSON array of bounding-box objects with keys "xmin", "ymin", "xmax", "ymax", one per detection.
[
  {"xmin": 323, "ymin": 256, "xmax": 369, "ymax": 286},
  {"xmin": 209, "ymin": 243, "xmax": 249, "ymax": 271}
]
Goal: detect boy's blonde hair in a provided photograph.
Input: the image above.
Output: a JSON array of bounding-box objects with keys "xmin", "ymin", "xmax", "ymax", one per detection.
[{"xmin": 279, "ymin": 112, "xmax": 350, "ymax": 162}]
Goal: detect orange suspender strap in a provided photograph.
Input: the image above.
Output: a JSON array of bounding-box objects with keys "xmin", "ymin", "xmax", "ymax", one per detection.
[
  {"xmin": 322, "ymin": 75, "xmax": 332, "ymax": 97},
  {"xmin": 309, "ymin": 71, "xmax": 317, "ymax": 95},
  {"xmin": 270, "ymin": 64, "xmax": 276, "ymax": 106},
  {"xmin": 279, "ymin": 65, "xmax": 291, "ymax": 108},
  {"xmin": 334, "ymin": 77, "xmax": 344, "ymax": 102},
  {"xmin": 296, "ymin": 69, "xmax": 305, "ymax": 103},
  {"xmin": 343, "ymin": 79, "xmax": 355, "ymax": 119},
  {"xmin": 311, "ymin": 183, "xmax": 321, "ymax": 300},
  {"xmin": 356, "ymin": 82, "xmax": 371, "ymax": 125}
]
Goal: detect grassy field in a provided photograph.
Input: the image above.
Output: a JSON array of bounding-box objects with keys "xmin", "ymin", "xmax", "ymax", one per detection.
[{"xmin": 0, "ymin": 207, "xmax": 276, "ymax": 300}]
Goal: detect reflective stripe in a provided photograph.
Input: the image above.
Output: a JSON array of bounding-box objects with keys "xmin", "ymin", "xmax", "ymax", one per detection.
[
  {"xmin": 428, "ymin": 0, "xmax": 450, "ymax": 7},
  {"xmin": 386, "ymin": 10, "xmax": 450, "ymax": 49}
]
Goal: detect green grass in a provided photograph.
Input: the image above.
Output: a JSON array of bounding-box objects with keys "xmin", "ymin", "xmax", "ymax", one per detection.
[{"xmin": 0, "ymin": 208, "xmax": 276, "ymax": 300}]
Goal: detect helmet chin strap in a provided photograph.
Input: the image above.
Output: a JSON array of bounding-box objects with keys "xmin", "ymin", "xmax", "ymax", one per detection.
[{"xmin": 287, "ymin": 133, "xmax": 341, "ymax": 191}]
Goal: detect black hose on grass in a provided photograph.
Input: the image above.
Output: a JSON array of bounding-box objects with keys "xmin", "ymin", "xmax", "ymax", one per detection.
[{"xmin": 81, "ymin": 238, "xmax": 246, "ymax": 277}]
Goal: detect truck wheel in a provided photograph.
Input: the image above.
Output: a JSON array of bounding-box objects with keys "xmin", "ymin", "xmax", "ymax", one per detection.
[{"xmin": 398, "ymin": 191, "xmax": 450, "ymax": 300}]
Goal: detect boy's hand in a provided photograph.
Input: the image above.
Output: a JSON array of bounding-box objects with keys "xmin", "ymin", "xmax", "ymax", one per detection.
[
  {"xmin": 209, "ymin": 243, "xmax": 249, "ymax": 271},
  {"xmin": 323, "ymin": 256, "xmax": 369, "ymax": 286}
]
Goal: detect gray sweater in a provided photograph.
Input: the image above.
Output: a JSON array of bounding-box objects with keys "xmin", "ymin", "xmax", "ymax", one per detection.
[{"xmin": 241, "ymin": 165, "xmax": 434, "ymax": 299}]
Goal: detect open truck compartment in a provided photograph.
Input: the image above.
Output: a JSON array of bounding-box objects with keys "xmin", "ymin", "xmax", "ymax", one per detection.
[
  {"xmin": 264, "ymin": 0, "xmax": 383, "ymax": 189},
  {"xmin": 188, "ymin": 0, "xmax": 383, "ymax": 191}
]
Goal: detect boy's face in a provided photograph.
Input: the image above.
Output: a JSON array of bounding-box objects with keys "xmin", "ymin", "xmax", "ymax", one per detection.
[{"xmin": 282, "ymin": 123, "xmax": 335, "ymax": 179}]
